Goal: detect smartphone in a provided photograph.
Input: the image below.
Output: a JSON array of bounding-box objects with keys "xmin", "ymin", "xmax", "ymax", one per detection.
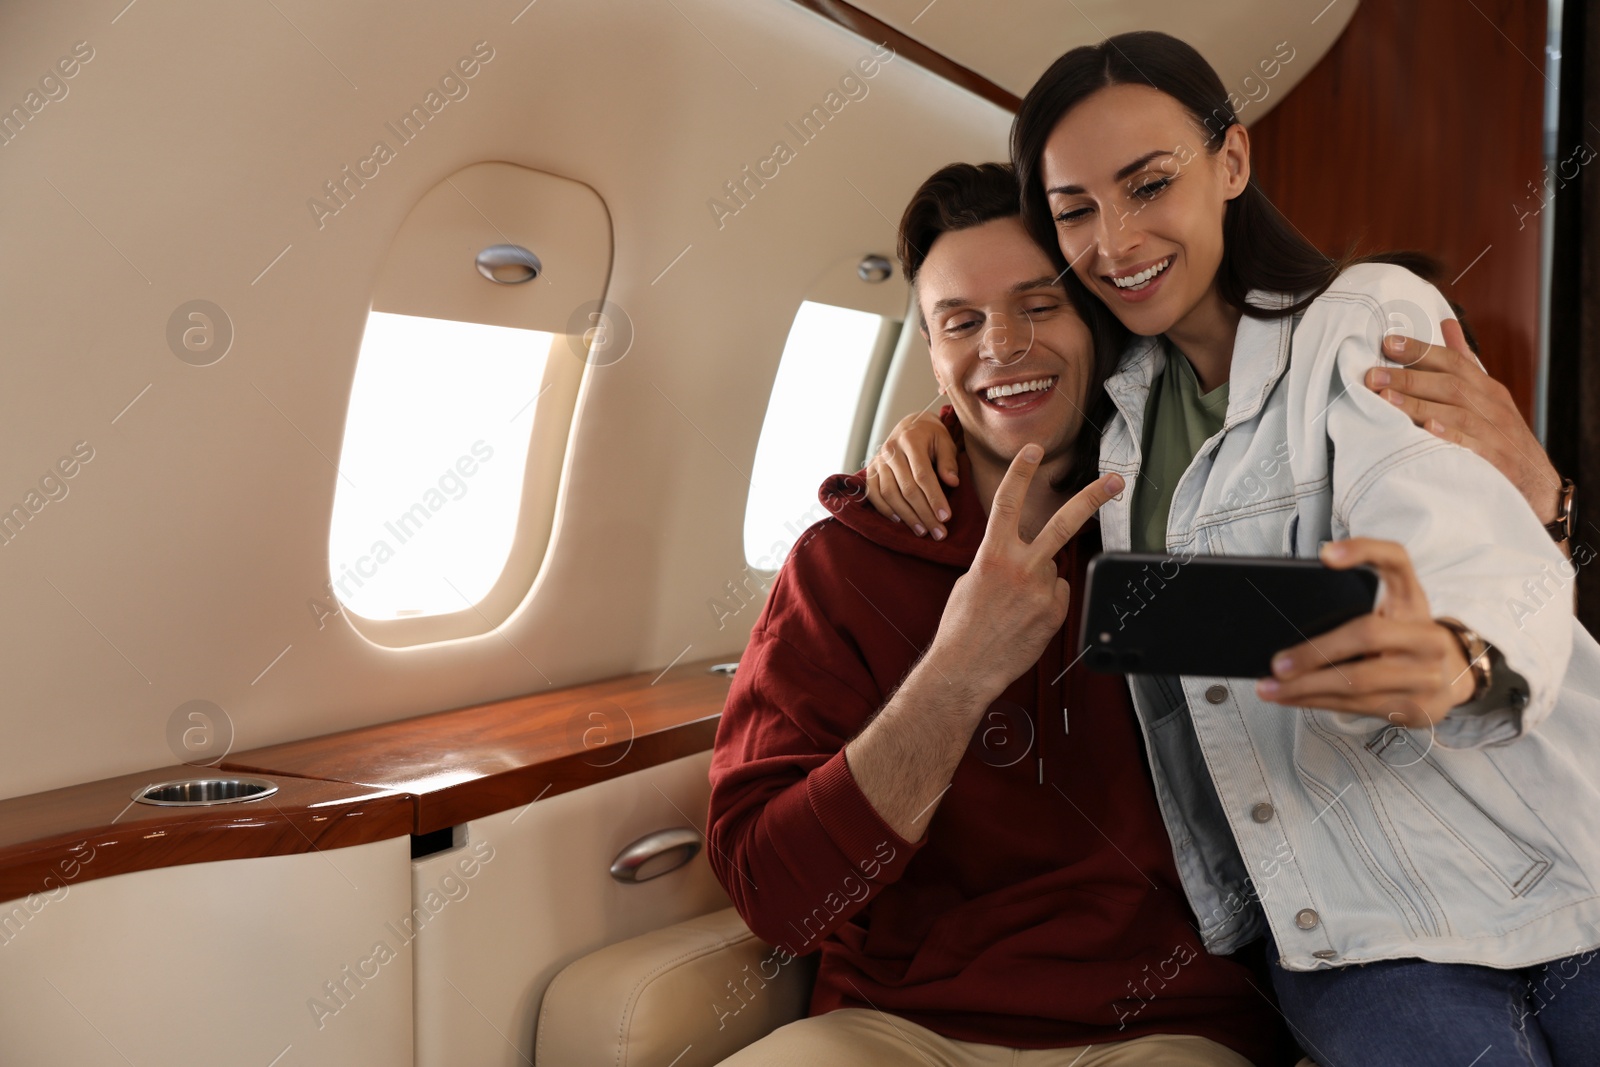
[{"xmin": 1078, "ymin": 552, "xmax": 1379, "ymax": 678}]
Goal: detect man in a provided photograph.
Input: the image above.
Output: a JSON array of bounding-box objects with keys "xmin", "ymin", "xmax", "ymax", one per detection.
[
  {"xmin": 708, "ymin": 162, "xmax": 1294, "ymax": 1066},
  {"xmin": 707, "ymin": 162, "xmax": 1570, "ymax": 1065}
]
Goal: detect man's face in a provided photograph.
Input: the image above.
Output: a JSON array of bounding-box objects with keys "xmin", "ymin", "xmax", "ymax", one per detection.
[{"xmin": 917, "ymin": 216, "xmax": 1093, "ymax": 471}]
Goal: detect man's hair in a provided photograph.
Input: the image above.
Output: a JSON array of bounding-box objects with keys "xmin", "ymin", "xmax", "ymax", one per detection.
[
  {"xmin": 897, "ymin": 162, "xmax": 1022, "ymax": 285},
  {"xmin": 893, "ymin": 161, "xmax": 1128, "ymax": 497}
]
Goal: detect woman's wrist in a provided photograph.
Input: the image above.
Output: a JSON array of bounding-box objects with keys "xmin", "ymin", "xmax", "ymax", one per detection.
[{"xmin": 1435, "ymin": 617, "xmax": 1492, "ymax": 706}]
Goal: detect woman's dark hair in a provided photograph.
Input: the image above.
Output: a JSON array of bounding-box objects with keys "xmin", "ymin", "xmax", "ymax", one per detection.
[
  {"xmin": 897, "ymin": 161, "xmax": 1126, "ymax": 493},
  {"xmin": 1011, "ymin": 31, "xmax": 1435, "ymax": 320}
]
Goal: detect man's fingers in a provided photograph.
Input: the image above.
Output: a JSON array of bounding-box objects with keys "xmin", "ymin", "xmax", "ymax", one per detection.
[
  {"xmin": 1374, "ymin": 387, "xmax": 1494, "ymax": 448},
  {"xmin": 1033, "ymin": 472, "xmax": 1124, "ymax": 558},
  {"xmin": 985, "ymin": 445, "xmax": 1042, "ymax": 541},
  {"xmin": 1380, "ymin": 330, "xmax": 1481, "ymax": 378},
  {"xmin": 1440, "ymin": 318, "xmax": 1476, "ymax": 359},
  {"xmin": 1321, "ymin": 537, "xmax": 1430, "ymax": 620},
  {"xmin": 1369, "ymin": 365, "xmax": 1478, "ymax": 409}
]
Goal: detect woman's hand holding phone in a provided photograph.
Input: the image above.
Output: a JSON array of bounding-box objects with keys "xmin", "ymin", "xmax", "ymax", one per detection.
[{"xmin": 1255, "ymin": 538, "xmax": 1476, "ymax": 727}]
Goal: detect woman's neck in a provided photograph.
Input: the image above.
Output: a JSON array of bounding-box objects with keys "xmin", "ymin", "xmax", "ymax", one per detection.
[{"xmin": 1165, "ymin": 285, "xmax": 1242, "ymax": 393}]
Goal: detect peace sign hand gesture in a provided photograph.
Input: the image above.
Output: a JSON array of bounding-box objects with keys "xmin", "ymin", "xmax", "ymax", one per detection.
[{"xmin": 926, "ymin": 443, "xmax": 1124, "ymax": 702}]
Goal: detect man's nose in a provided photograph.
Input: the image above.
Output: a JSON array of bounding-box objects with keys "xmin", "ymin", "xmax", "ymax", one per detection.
[{"xmin": 978, "ymin": 311, "xmax": 1030, "ymax": 365}]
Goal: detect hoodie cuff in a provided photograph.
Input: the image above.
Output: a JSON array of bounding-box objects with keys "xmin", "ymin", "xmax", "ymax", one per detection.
[{"xmin": 805, "ymin": 749, "xmax": 920, "ymax": 876}]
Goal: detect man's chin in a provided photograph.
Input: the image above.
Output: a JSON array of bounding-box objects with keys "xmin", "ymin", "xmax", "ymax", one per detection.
[{"xmin": 973, "ymin": 432, "xmax": 1070, "ymax": 470}]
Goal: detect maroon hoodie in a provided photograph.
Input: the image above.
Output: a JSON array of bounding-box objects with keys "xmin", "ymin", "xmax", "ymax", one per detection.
[{"xmin": 708, "ymin": 419, "xmax": 1295, "ymax": 1065}]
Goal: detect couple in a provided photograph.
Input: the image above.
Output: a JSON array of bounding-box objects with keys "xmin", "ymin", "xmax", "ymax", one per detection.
[{"xmin": 708, "ymin": 31, "xmax": 1600, "ymax": 1067}]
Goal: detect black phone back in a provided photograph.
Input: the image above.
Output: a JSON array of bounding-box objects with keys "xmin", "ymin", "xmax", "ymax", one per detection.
[{"xmin": 1079, "ymin": 552, "xmax": 1379, "ymax": 678}]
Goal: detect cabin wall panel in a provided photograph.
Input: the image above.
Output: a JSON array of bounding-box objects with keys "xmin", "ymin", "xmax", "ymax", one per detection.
[
  {"xmin": 1247, "ymin": 0, "xmax": 1547, "ymax": 416},
  {"xmin": 410, "ymin": 751, "xmax": 729, "ymax": 1067},
  {"xmin": 0, "ymin": 0, "xmax": 1009, "ymax": 798},
  {"xmin": 0, "ymin": 837, "xmax": 411, "ymax": 1066}
]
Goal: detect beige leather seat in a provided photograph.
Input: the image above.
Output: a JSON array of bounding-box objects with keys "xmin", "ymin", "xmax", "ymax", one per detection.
[
  {"xmin": 535, "ymin": 907, "xmax": 816, "ymax": 1066},
  {"xmin": 535, "ymin": 907, "xmax": 1316, "ymax": 1067}
]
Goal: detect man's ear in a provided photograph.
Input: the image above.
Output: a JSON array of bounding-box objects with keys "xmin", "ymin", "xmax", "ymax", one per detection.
[{"xmin": 1218, "ymin": 123, "xmax": 1251, "ymax": 200}]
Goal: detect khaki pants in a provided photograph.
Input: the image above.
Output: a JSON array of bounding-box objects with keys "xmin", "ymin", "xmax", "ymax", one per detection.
[{"xmin": 717, "ymin": 1008, "xmax": 1256, "ymax": 1066}]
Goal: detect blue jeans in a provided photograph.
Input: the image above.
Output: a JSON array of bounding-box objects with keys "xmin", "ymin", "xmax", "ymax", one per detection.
[{"xmin": 1267, "ymin": 940, "xmax": 1600, "ymax": 1067}]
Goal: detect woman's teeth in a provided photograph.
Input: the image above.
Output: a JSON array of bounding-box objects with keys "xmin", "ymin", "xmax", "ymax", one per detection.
[
  {"xmin": 983, "ymin": 377, "xmax": 1056, "ymax": 402},
  {"xmin": 1111, "ymin": 256, "xmax": 1173, "ymax": 290}
]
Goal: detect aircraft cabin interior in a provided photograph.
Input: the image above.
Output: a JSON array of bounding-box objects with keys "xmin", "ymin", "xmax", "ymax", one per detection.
[{"xmin": 2, "ymin": 0, "xmax": 1597, "ymax": 1065}]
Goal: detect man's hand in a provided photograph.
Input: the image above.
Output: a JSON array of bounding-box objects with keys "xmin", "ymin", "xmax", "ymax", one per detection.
[
  {"xmin": 847, "ymin": 446, "xmax": 1120, "ymax": 841},
  {"xmin": 926, "ymin": 444, "xmax": 1122, "ymax": 698},
  {"xmin": 1256, "ymin": 538, "xmax": 1475, "ymax": 728},
  {"xmin": 1369, "ymin": 322, "xmax": 1564, "ymax": 524}
]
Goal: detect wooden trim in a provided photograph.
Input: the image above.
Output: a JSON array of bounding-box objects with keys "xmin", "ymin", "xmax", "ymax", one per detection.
[
  {"xmin": 787, "ymin": 0, "xmax": 1020, "ymax": 113},
  {"xmin": 224, "ymin": 659, "xmax": 732, "ymax": 835},
  {"xmin": 0, "ymin": 773, "xmax": 411, "ymax": 904},
  {"xmin": 0, "ymin": 659, "xmax": 730, "ymax": 900}
]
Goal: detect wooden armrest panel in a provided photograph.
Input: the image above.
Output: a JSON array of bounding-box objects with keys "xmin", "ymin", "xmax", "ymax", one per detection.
[{"xmin": 223, "ymin": 658, "xmax": 731, "ymax": 834}]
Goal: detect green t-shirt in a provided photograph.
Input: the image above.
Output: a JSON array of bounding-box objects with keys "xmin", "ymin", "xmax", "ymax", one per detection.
[{"xmin": 1130, "ymin": 343, "xmax": 1230, "ymax": 553}]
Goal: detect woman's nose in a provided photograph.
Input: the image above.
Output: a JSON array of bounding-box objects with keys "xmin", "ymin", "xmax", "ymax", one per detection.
[{"xmin": 1095, "ymin": 209, "xmax": 1142, "ymax": 262}]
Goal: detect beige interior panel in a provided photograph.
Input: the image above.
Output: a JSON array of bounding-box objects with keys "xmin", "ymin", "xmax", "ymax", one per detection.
[
  {"xmin": 868, "ymin": 297, "xmax": 943, "ymax": 458},
  {"xmin": 411, "ymin": 751, "xmax": 731, "ymax": 1067},
  {"xmin": 0, "ymin": 0, "xmax": 1008, "ymax": 799},
  {"xmin": 0, "ymin": 837, "xmax": 411, "ymax": 1066},
  {"xmin": 850, "ymin": 0, "xmax": 1359, "ymax": 124},
  {"xmin": 369, "ymin": 161, "xmax": 610, "ymax": 334}
]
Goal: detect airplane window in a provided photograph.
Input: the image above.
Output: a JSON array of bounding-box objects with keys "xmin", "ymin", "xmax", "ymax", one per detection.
[
  {"xmin": 327, "ymin": 310, "xmax": 553, "ymax": 620},
  {"xmin": 744, "ymin": 300, "xmax": 893, "ymax": 571}
]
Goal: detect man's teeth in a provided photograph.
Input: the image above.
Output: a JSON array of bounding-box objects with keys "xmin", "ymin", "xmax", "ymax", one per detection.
[
  {"xmin": 1111, "ymin": 257, "xmax": 1173, "ymax": 290},
  {"xmin": 983, "ymin": 377, "xmax": 1055, "ymax": 401}
]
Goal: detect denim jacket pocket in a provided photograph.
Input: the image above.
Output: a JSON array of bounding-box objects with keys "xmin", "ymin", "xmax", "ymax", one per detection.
[
  {"xmin": 1294, "ymin": 719, "xmax": 1440, "ymax": 938},
  {"xmin": 1366, "ymin": 727, "xmax": 1553, "ymax": 898}
]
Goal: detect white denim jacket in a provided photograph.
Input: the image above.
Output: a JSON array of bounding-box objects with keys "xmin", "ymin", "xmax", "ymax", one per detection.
[{"xmin": 1095, "ymin": 263, "xmax": 1600, "ymax": 971}]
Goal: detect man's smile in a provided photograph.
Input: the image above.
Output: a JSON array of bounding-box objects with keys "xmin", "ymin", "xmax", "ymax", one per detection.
[{"xmin": 977, "ymin": 374, "xmax": 1059, "ymax": 411}]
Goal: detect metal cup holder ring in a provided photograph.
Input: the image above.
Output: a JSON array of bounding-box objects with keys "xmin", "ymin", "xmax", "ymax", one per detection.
[{"xmin": 132, "ymin": 776, "xmax": 280, "ymax": 807}]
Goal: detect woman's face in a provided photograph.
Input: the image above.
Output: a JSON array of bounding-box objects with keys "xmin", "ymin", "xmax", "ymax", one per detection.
[{"xmin": 1039, "ymin": 83, "xmax": 1250, "ymax": 338}]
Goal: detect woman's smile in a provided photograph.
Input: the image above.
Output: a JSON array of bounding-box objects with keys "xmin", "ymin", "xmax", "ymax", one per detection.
[{"xmin": 1103, "ymin": 253, "xmax": 1175, "ymax": 303}]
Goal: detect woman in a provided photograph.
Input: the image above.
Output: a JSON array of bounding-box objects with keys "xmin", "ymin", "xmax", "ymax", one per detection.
[{"xmin": 862, "ymin": 31, "xmax": 1600, "ymax": 1067}]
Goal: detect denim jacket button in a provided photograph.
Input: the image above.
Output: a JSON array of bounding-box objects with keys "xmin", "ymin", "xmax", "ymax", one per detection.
[
  {"xmin": 1251, "ymin": 802, "xmax": 1275, "ymax": 823},
  {"xmin": 1205, "ymin": 684, "xmax": 1228, "ymax": 704},
  {"xmin": 1295, "ymin": 908, "xmax": 1320, "ymax": 930}
]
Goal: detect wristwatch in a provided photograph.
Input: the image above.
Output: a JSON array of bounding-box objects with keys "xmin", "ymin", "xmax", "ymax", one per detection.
[
  {"xmin": 1545, "ymin": 477, "xmax": 1575, "ymax": 544},
  {"xmin": 1436, "ymin": 617, "xmax": 1493, "ymax": 704}
]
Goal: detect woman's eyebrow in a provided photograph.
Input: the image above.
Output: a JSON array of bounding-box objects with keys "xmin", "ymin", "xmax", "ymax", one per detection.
[{"xmin": 1048, "ymin": 150, "xmax": 1174, "ymax": 195}]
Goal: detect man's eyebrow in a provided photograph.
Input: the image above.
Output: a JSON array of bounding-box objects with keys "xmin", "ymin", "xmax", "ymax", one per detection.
[
  {"xmin": 929, "ymin": 276, "xmax": 1065, "ymax": 315},
  {"xmin": 1048, "ymin": 150, "xmax": 1174, "ymax": 196},
  {"xmin": 929, "ymin": 295, "xmax": 973, "ymax": 314}
]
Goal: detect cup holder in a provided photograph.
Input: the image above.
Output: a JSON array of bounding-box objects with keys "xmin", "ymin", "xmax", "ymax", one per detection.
[{"xmin": 132, "ymin": 776, "xmax": 279, "ymax": 807}]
